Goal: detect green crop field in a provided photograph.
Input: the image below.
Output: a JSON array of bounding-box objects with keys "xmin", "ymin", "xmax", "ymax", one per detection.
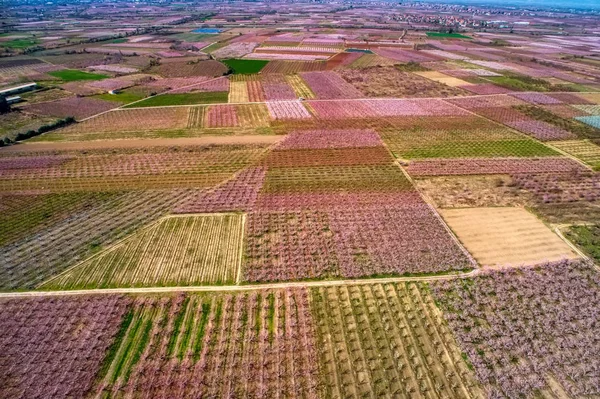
[
  {"xmin": 48, "ymin": 69, "xmax": 109, "ymax": 81},
  {"xmin": 426, "ymin": 32, "xmax": 472, "ymax": 39},
  {"xmin": 124, "ymin": 92, "xmax": 229, "ymax": 107},
  {"xmin": 222, "ymin": 59, "xmax": 269, "ymax": 74}
]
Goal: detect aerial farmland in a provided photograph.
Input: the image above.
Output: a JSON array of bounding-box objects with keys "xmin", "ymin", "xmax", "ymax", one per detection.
[{"xmin": 1, "ymin": 0, "xmax": 600, "ymax": 397}]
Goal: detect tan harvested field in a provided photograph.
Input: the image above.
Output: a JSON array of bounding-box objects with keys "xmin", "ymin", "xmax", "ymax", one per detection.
[
  {"xmin": 550, "ymin": 140, "xmax": 600, "ymax": 169},
  {"xmin": 439, "ymin": 207, "xmax": 579, "ymax": 267},
  {"xmin": 348, "ymin": 54, "xmax": 398, "ymax": 69},
  {"xmin": 337, "ymin": 66, "xmax": 469, "ymax": 98},
  {"xmin": 415, "ymin": 175, "xmax": 534, "ymax": 208},
  {"xmin": 414, "ymin": 71, "xmax": 473, "ymax": 87},
  {"xmin": 236, "ymin": 104, "xmax": 271, "ymax": 127},
  {"xmin": 42, "ymin": 214, "xmax": 245, "ymax": 289},
  {"xmin": 149, "ymin": 60, "xmax": 228, "ymax": 78},
  {"xmin": 285, "ymin": 74, "xmax": 315, "ymax": 99},
  {"xmin": 228, "ymin": 81, "xmax": 250, "ymax": 103},
  {"xmin": 311, "ymin": 283, "xmax": 484, "ymax": 398},
  {"xmin": 0, "ymin": 135, "xmax": 283, "ymax": 153}
]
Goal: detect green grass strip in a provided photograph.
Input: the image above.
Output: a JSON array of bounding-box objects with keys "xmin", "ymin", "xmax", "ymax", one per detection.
[
  {"xmin": 48, "ymin": 69, "xmax": 108, "ymax": 82},
  {"xmin": 167, "ymin": 296, "xmax": 190, "ymax": 357},
  {"xmin": 400, "ymin": 140, "xmax": 558, "ymax": 159},
  {"xmin": 123, "ymin": 318, "xmax": 153, "ymax": 382},
  {"xmin": 222, "ymin": 59, "xmax": 268, "ymax": 74},
  {"xmin": 98, "ymin": 307, "xmax": 134, "ymax": 380},
  {"xmin": 177, "ymin": 298, "xmax": 197, "ymax": 360},
  {"xmin": 110, "ymin": 312, "xmax": 144, "ymax": 383},
  {"xmin": 124, "ymin": 92, "xmax": 228, "ymax": 107},
  {"xmin": 192, "ymin": 300, "xmax": 212, "ymax": 361},
  {"xmin": 254, "ymin": 293, "xmax": 262, "ymax": 336},
  {"xmin": 267, "ymin": 292, "xmax": 275, "ymax": 343}
]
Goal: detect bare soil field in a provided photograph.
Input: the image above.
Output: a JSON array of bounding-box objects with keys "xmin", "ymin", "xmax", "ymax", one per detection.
[
  {"xmin": 149, "ymin": 60, "xmax": 228, "ymax": 78},
  {"xmin": 439, "ymin": 207, "xmax": 579, "ymax": 267},
  {"xmin": 414, "ymin": 175, "xmax": 534, "ymax": 208},
  {"xmin": 337, "ymin": 66, "xmax": 469, "ymax": 98}
]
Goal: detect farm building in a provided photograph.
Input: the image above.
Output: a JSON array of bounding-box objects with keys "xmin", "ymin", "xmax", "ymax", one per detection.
[{"xmin": 0, "ymin": 83, "xmax": 37, "ymax": 97}]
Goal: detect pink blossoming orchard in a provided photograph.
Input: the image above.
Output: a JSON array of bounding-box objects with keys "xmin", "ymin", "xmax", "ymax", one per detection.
[{"xmin": 2, "ymin": 2, "xmax": 600, "ymax": 397}]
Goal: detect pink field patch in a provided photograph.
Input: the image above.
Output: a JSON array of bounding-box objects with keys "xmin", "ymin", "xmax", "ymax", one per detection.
[
  {"xmin": 170, "ymin": 77, "xmax": 230, "ymax": 93},
  {"xmin": 205, "ymin": 105, "xmax": 240, "ymax": 128},
  {"xmin": 88, "ymin": 78, "xmax": 138, "ymax": 92},
  {"xmin": 277, "ymin": 129, "xmax": 383, "ymax": 150},
  {"xmin": 243, "ymin": 201, "xmax": 474, "ymax": 282},
  {"xmin": 146, "ymin": 77, "xmax": 212, "ymax": 91},
  {"xmin": 307, "ymin": 100, "xmax": 376, "ymax": 119},
  {"xmin": 374, "ymin": 48, "xmax": 440, "ymax": 63},
  {"xmin": 505, "ymin": 120, "xmax": 576, "ymax": 141},
  {"xmin": 300, "ymin": 71, "xmax": 363, "ymax": 99},
  {"xmin": 0, "ymin": 156, "xmax": 73, "ymax": 171},
  {"xmin": 448, "ymin": 95, "xmax": 526, "ymax": 110},
  {"xmin": 23, "ymin": 97, "xmax": 116, "ymax": 120},
  {"xmin": 255, "ymin": 192, "xmax": 424, "ymax": 211},
  {"xmin": 175, "ymin": 167, "xmax": 266, "ymax": 213},
  {"xmin": 266, "ymin": 101, "xmax": 312, "ymax": 120},
  {"xmin": 263, "ymin": 83, "xmax": 297, "ymax": 100},
  {"xmin": 329, "ymin": 204, "xmax": 474, "ymax": 277},
  {"xmin": 406, "ymin": 157, "xmax": 586, "ymax": 177},
  {"xmin": 262, "ymin": 74, "xmax": 296, "ymax": 100},
  {"xmin": 547, "ymin": 92, "xmax": 595, "ymax": 105},
  {"xmin": 510, "ymin": 92, "xmax": 563, "ymax": 105},
  {"xmin": 459, "ymin": 84, "xmax": 512, "ymax": 95},
  {"xmin": 364, "ymin": 99, "xmax": 469, "ymax": 117}
]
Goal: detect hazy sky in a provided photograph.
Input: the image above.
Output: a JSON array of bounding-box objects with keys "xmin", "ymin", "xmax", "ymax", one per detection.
[{"xmin": 417, "ymin": 0, "xmax": 600, "ymax": 11}]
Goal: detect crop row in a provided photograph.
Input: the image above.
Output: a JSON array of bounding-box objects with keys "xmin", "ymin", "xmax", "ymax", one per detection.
[
  {"xmin": 277, "ymin": 128, "xmax": 383, "ymax": 149},
  {"xmin": 94, "ymin": 290, "xmax": 319, "ymax": 397},
  {"xmin": 60, "ymin": 107, "xmax": 190, "ymax": 134},
  {"xmin": 261, "ymin": 165, "xmax": 414, "ymax": 194},
  {"xmin": 0, "ymin": 148, "xmax": 264, "ymax": 179},
  {"xmin": 0, "ymin": 192, "xmax": 114, "ymax": 248},
  {"xmin": 406, "ymin": 157, "xmax": 586, "ymax": 176},
  {"xmin": 43, "ymin": 214, "xmax": 244, "ymax": 289},
  {"xmin": 311, "ymin": 283, "xmax": 483, "ymax": 398},
  {"xmin": 266, "ymin": 101, "xmax": 312, "ymax": 120},
  {"xmin": 307, "ymin": 98, "xmax": 469, "ymax": 119},
  {"xmin": 261, "ymin": 147, "xmax": 393, "ymax": 168}
]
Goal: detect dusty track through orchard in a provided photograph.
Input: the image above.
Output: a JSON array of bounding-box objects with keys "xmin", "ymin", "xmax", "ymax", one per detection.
[{"xmin": 0, "ymin": 270, "xmax": 481, "ymax": 298}]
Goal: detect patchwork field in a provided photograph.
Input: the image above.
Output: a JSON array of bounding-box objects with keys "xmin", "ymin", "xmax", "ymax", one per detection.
[
  {"xmin": 3, "ymin": 3, "xmax": 600, "ymax": 398},
  {"xmin": 439, "ymin": 207, "xmax": 579, "ymax": 267}
]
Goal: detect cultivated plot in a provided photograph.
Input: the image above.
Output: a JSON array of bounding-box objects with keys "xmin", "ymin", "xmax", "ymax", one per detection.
[
  {"xmin": 43, "ymin": 214, "xmax": 245, "ymax": 289},
  {"xmin": 311, "ymin": 283, "xmax": 484, "ymax": 398},
  {"xmin": 439, "ymin": 207, "xmax": 579, "ymax": 267},
  {"xmin": 433, "ymin": 261, "xmax": 600, "ymax": 398},
  {"xmin": 94, "ymin": 289, "xmax": 319, "ymax": 398}
]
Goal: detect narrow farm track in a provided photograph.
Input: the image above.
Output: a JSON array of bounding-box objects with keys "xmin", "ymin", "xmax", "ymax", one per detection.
[{"xmin": 0, "ymin": 270, "xmax": 480, "ymax": 298}]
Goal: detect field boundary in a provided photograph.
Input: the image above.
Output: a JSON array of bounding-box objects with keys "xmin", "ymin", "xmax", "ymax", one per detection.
[{"xmin": 2, "ymin": 270, "xmax": 480, "ymax": 298}]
